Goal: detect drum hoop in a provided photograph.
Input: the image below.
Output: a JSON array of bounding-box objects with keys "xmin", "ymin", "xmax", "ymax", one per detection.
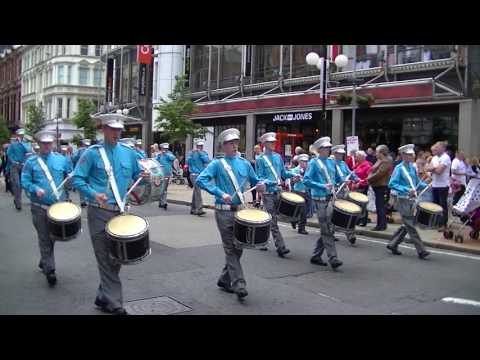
[
  {"xmin": 48, "ymin": 216, "xmax": 81, "ymax": 225},
  {"xmin": 110, "ymin": 247, "xmax": 151, "ymax": 265},
  {"xmin": 347, "ymin": 192, "xmax": 369, "ymax": 203},
  {"xmin": 333, "ymin": 206, "xmax": 361, "ymax": 216},
  {"xmin": 417, "ymin": 202, "xmax": 443, "ymax": 214},
  {"xmin": 106, "ymin": 215, "xmax": 150, "ymax": 240},
  {"xmin": 234, "ymin": 210, "xmax": 272, "ymax": 224},
  {"xmin": 280, "ymin": 192, "xmax": 306, "ymax": 204}
]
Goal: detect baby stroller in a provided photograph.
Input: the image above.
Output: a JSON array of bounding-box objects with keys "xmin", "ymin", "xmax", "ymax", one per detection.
[
  {"xmin": 444, "ymin": 178, "xmax": 480, "ymax": 242},
  {"xmin": 170, "ymin": 167, "xmax": 186, "ymax": 185}
]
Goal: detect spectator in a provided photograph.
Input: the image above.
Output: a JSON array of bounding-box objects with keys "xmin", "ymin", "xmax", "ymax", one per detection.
[
  {"xmin": 366, "ymin": 147, "xmax": 377, "ymax": 164},
  {"xmin": 367, "ymin": 144, "xmax": 393, "ymax": 231},
  {"xmin": 467, "ymin": 157, "xmax": 480, "ymax": 180},
  {"xmin": 415, "ymin": 153, "xmax": 433, "ymax": 202},
  {"xmin": 250, "ymin": 144, "xmax": 263, "ymax": 206},
  {"xmin": 346, "ymin": 149, "xmax": 357, "ymax": 170},
  {"xmin": 425, "ymin": 141, "xmax": 451, "ymax": 231},
  {"xmin": 351, "ymin": 150, "xmax": 372, "ymax": 226},
  {"xmin": 451, "ymin": 150, "xmax": 468, "ymax": 205}
]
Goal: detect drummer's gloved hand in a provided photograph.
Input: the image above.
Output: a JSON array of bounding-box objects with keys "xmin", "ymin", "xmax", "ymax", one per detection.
[
  {"xmin": 222, "ymin": 193, "xmax": 233, "ymax": 204},
  {"xmin": 95, "ymin": 192, "xmax": 108, "ymax": 204},
  {"xmin": 256, "ymin": 183, "xmax": 266, "ymax": 193},
  {"xmin": 36, "ymin": 189, "xmax": 46, "ymax": 198},
  {"xmin": 140, "ymin": 170, "xmax": 151, "ymax": 181}
]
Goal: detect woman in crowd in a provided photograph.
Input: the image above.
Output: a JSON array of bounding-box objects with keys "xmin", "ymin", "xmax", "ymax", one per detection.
[{"xmin": 351, "ymin": 150, "xmax": 372, "ymax": 226}]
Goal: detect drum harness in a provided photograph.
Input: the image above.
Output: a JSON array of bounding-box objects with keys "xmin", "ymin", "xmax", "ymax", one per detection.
[
  {"xmin": 98, "ymin": 147, "xmax": 146, "ymax": 214},
  {"xmin": 36, "ymin": 156, "xmax": 71, "ymax": 203},
  {"xmin": 261, "ymin": 155, "xmax": 281, "ymax": 189},
  {"xmin": 220, "ymin": 158, "xmax": 246, "ymax": 208},
  {"xmin": 316, "ymin": 158, "xmax": 337, "ymax": 201},
  {"xmin": 399, "ymin": 164, "xmax": 432, "ymax": 208}
]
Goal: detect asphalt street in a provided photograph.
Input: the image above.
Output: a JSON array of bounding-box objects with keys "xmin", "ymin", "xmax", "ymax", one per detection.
[{"xmin": 1, "ymin": 189, "xmax": 480, "ymax": 315}]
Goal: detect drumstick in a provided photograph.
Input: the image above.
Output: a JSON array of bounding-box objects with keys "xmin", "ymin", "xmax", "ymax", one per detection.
[
  {"xmin": 124, "ymin": 176, "xmax": 145, "ymax": 201},
  {"xmin": 56, "ymin": 173, "xmax": 72, "ymax": 192},
  {"xmin": 335, "ymin": 172, "xmax": 353, "ymax": 196}
]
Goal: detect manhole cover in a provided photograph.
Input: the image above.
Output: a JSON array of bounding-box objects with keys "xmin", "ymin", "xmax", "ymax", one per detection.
[{"xmin": 125, "ymin": 296, "xmax": 192, "ymax": 315}]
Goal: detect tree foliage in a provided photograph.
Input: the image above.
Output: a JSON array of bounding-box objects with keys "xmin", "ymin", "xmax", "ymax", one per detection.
[
  {"xmin": 154, "ymin": 74, "xmax": 205, "ymax": 142},
  {"xmin": 25, "ymin": 103, "xmax": 45, "ymax": 136},
  {"xmin": 71, "ymin": 99, "xmax": 97, "ymax": 140}
]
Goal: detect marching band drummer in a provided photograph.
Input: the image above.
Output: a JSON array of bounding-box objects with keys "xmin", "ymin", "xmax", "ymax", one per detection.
[
  {"xmin": 72, "ymin": 139, "xmax": 91, "ymax": 207},
  {"xmin": 303, "ymin": 137, "xmax": 344, "ymax": 270},
  {"xmin": 256, "ymin": 132, "xmax": 300, "ymax": 258},
  {"xmin": 21, "ymin": 130, "xmax": 72, "ymax": 287},
  {"xmin": 7, "ymin": 128, "xmax": 32, "ymax": 211},
  {"xmin": 290, "ymin": 154, "xmax": 311, "ymax": 235},
  {"xmin": 155, "ymin": 143, "xmax": 176, "ymax": 210},
  {"xmin": 332, "ymin": 144, "xmax": 359, "ymax": 244},
  {"xmin": 187, "ymin": 139, "xmax": 210, "ymax": 216},
  {"xmin": 134, "ymin": 139, "xmax": 147, "ymax": 159},
  {"xmin": 386, "ymin": 144, "xmax": 431, "ymax": 260},
  {"xmin": 196, "ymin": 128, "xmax": 266, "ymax": 300},
  {"xmin": 72, "ymin": 113, "xmax": 149, "ymax": 315}
]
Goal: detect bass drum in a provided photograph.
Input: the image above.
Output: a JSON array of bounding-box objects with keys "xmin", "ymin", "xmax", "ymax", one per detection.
[
  {"xmin": 416, "ymin": 201, "xmax": 443, "ymax": 228},
  {"xmin": 128, "ymin": 158, "xmax": 165, "ymax": 205},
  {"xmin": 277, "ymin": 192, "xmax": 305, "ymax": 221},
  {"xmin": 106, "ymin": 213, "xmax": 151, "ymax": 265},
  {"xmin": 331, "ymin": 200, "xmax": 362, "ymax": 232}
]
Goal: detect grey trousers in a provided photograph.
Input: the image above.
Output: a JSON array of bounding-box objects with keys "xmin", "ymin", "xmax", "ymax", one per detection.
[
  {"xmin": 87, "ymin": 206, "xmax": 123, "ymax": 310},
  {"xmin": 158, "ymin": 177, "xmax": 170, "ymax": 206},
  {"xmin": 313, "ymin": 199, "xmax": 338, "ymax": 261},
  {"xmin": 31, "ymin": 205, "xmax": 55, "ymax": 274},
  {"xmin": 215, "ymin": 210, "xmax": 246, "ymax": 290},
  {"xmin": 190, "ymin": 174, "xmax": 203, "ymax": 214},
  {"xmin": 388, "ymin": 197, "xmax": 426, "ymax": 254},
  {"xmin": 11, "ymin": 164, "xmax": 23, "ymax": 208},
  {"xmin": 262, "ymin": 193, "xmax": 286, "ymax": 250}
]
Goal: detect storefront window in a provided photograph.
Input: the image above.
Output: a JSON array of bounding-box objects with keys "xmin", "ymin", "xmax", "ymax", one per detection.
[
  {"xmin": 342, "ymin": 105, "xmax": 459, "ymax": 153},
  {"xmin": 397, "ymin": 45, "xmax": 455, "ymax": 64},
  {"xmin": 190, "ymin": 45, "xmax": 209, "ymax": 92},
  {"xmin": 219, "ymin": 45, "xmax": 242, "ymax": 88},
  {"xmin": 210, "ymin": 45, "xmax": 220, "ymax": 90},
  {"xmin": 336, "ymin": 45, "xmax": 387, "ymax": 71}
]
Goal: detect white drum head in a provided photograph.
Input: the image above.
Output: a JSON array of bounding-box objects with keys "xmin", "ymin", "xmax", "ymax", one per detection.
[
  {"xmin": 107, "ymin": 214, "xmax": 149, "ymax": 237},
  {"xmin": 48, "ymin": 202, "xmax": 81, "ymax": 222}
]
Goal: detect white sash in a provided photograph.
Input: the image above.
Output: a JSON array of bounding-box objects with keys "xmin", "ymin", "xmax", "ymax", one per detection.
[
  {"xmin": 262, "ymin": 154, "xmax": 281, "ymax": 185},
  {"xmin": 336, "ymin": 164, "xmax": 345, "ymax": 178},
  {"xmin": 37, "ymin": 157, "xmax": 61, "ymax": 201},
  {"xmin": 99, "ymin": 147, "xmax": 125, "ymax": 212},
  {"xmin": 401, "ymin": 164, "xmax": 417, "ymax": 196},
  {"xmin": 316, "ymin": 158, "xmax": 333, "ymax": 185},
  {"xmin": 220, "ymin": 158, "xmax": 246, "ymax": 206}
]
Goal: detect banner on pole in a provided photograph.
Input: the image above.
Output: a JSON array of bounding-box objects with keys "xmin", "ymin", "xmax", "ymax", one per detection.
[{"xmin": 346, "ymin": 136, "xmax": 359, "ymax": 155}]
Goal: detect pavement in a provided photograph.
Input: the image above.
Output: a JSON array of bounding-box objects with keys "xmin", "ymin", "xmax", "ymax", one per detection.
[
  {"xmin": 1, "ymin": 182, "xmax": 480, "ymax": 315},
  {"xmin": 167, "ymin": 183, "xmax": 480, "ymax": 255}
]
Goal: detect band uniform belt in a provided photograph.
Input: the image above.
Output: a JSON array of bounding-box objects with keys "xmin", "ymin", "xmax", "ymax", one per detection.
[
  {"xmin": 88, "ymin": 203, "xmax": 121, "ymax": 212},
  {"xmin": 312, "ymin": 195, "xmax": 332, "ymax": 201},
  {"xmin": 215, "ymin": 204, "xmax": 245, "ymax": 211},
  {"xmin": 31, "ymin": 202, "xmax": 50, "ymax": 210}
]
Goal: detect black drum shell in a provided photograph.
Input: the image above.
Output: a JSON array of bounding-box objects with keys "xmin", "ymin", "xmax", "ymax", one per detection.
[
  {"xmin": 48, "ymin": 217, "xmax": 82, "ymax": 241},
  {"xmin": 107, "ymin": 231, "xmax": 150, "ymax": 265},
  {"xmin": 277, "ymin": 195, "xmax": 305, "ymax": 221},
  {"xmin": 331, "ymin": 206, "xmax": 360, "ymax": 231},
  {"xmin": 234, "ymin": 218, "xmax": 270, "ymax": 248},
  {"xmin": 416, "ymin": 207, "xmax": 442, "ymax": 228}
]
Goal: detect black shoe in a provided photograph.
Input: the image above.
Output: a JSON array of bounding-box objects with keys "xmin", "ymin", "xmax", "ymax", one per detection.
[
  {"xmin": 259, "ymin": 246, "xmax": 268, "ymax": 251},
  {"xmin": 330, "ymin": 258, "xmax": 343, "ymax": 270},
  {"xmin": 418, "ymin": 251, "xmax": 431, "ymax": 260},
  {"xmin": 386, "ymin": 244, "xmax": 402, "ymax": 255},
  {"xmin": 217, "ymin": 280, "xmax": 234, "ymax": 293},
  {"xmin": 372, "ymin": 226, "xmax": 387, "ymax": 231},
  {"xmin": 291, "ymin": 222, "xmax": 297, "ymax": 229},
  {"xmin": 46, "ymin": 271, "xmax": 57, "ymax": 286},
  {"xmin": 38, "ymin": 262, "xmax": 43, "ymax": 272},
  {"xmin": 277, "ymin": 247, "xmax": 290, "ymax": 258},
  {"xmin": 235, "ymin": 288, "xmax": 248, "ymax": 299},
  {"xmin": 358, "ymin": 223, "xmax": 367, "ymax": 227},
  {"xmin": 334, "ymin": 237, "xmax": 340, "ymax": 242},
  {"xmin": 159, "ymin": 203, "xmax": 163, "ymax": 208},
  {"xmin": 298, "ymin": 229, "xmax": 309, "ymax": 235},
  {"xmin": 348, "ymin": 236, "xmax": 356, "ymax": 245},
  {"xmin": 80, "ymin": 202, "xmax": 87, "ymax": 208},
  {"xmin": 94, "ymin": 297, "xmax": 109, "ymax": 308},
  {"xmin": 112, "ymin": 308, "xmax": 129, "ymax": 315},
  {"xmin": 164, "ymin": 204, "xmax": 168, "ymax": 210},
  {"xmin": 310, "ymin": 256, "xmax": 328, "ymax": 266},
  {"xmin": 190, "ymin": 210, "xmax": 195, "ymax": 215},
  {"xmin": 197, "ymin": 211, "xmax": 206, "ymax": 216}
]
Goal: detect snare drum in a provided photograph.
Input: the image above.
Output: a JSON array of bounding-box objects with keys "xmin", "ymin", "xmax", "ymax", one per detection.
[
  {"xmin": 106, "ymin": 214, "xmax": 151, "ymax": 265},
  {"xmin": 331, "ymin": 200, "xmax": 362, "ymax": 231},
  {"xmin": 129, "ymin": 159, "xmax": 164, "ymax": 205},
  {"xmin": 416, "ymin": 201, "xmax": 443, "ymax": 228},
  {"xmin": 47, "ymin": 201, "xmax": 82, "ymax": 241},
  {"xmin": 347, "ymin": 191, "xmax": 369, "ymax": 212},
  {"xmin": 277, "ymin": 192, "xmax": 305, "ymax": 221},
  {"xmin": 234, "ymin": 209, "xmax": 271, "ymax": 249}
]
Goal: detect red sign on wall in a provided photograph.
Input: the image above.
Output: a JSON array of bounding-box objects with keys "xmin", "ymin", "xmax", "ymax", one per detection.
[{"xmin": 137, "ymin": 45, "xmax": 152, "ymax": 64}]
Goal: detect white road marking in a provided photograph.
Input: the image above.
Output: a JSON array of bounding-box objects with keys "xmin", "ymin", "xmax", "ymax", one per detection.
[
  {"xmin": 277, "ymin": 223, "xmax": 480, "ymax": 261},
  {"xmin": 441, "ymin": 297, "xmax": 480, "ymax": 307},
  {"xmin": 316, "ymin": 292, "xmax": 342, "ymax": 303}
]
